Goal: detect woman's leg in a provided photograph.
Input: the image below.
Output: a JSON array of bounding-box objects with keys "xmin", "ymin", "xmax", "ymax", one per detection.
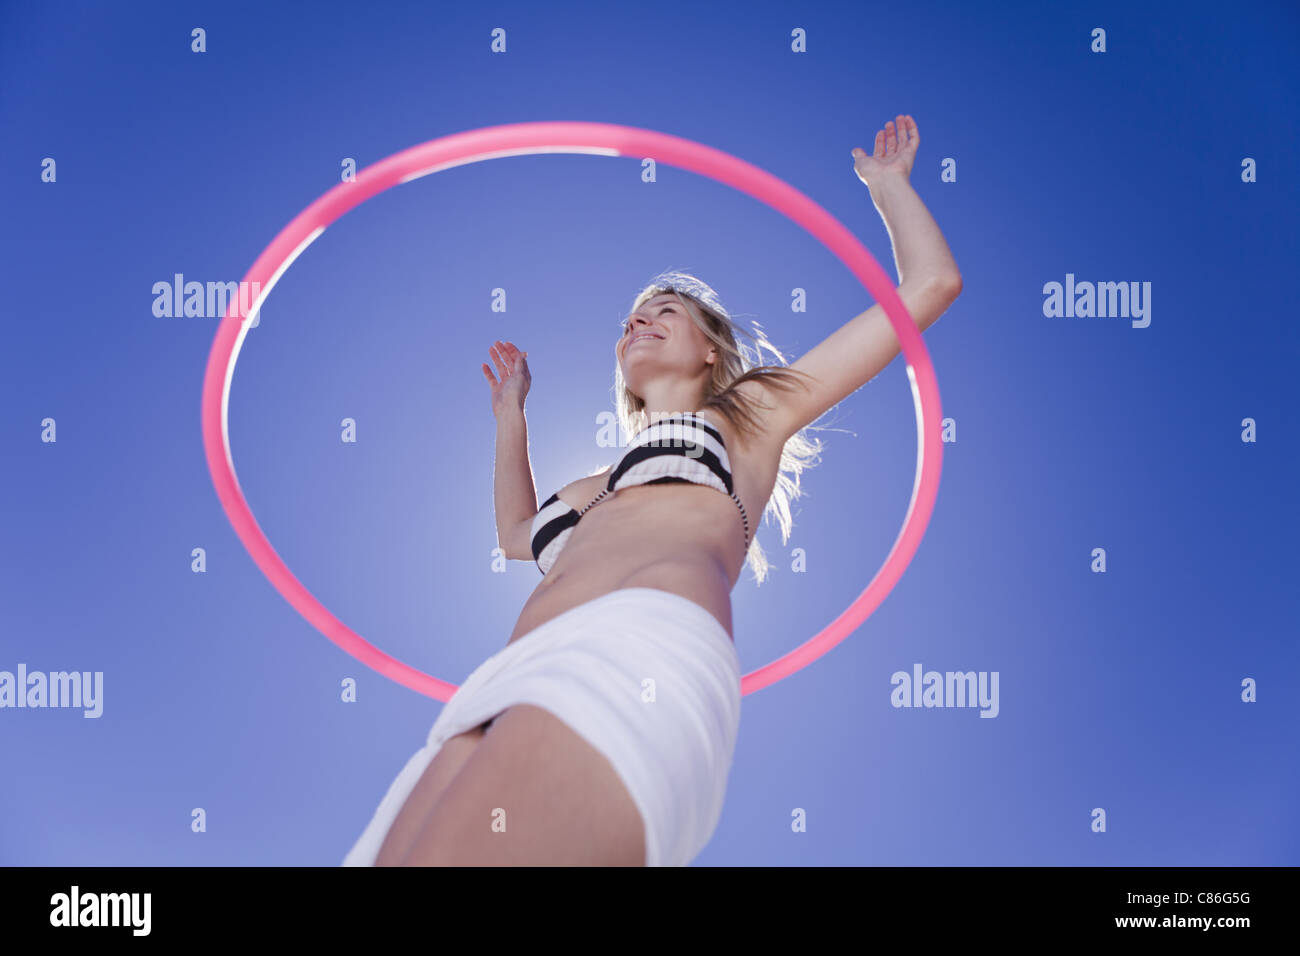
[
  {"xmin": 372, "ymin": 721, "xmax": 492, "ymax": 867},
  {"xmin": 397, "ymin": 704, "xmax": 646, "ymax": 866}
]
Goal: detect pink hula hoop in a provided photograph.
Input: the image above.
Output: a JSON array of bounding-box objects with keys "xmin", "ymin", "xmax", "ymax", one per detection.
[{"xmin": 201, "ymin": 121, "xmax": 943, "ymax": 702}]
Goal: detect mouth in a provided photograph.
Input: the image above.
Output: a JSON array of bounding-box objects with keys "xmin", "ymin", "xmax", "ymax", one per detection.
[{"xmin": 627, "ymin": 332, "xmax": 664, "ymax": 349}]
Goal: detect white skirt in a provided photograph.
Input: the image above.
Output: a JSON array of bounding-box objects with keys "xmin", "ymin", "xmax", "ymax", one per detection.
[{"xmin": 341, "ymin": 586, "xmax": 743, "ymax": 867}]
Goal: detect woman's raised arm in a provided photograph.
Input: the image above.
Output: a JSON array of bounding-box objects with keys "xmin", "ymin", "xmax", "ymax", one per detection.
[
  {"xmin": 752, "ymin": 114, "xmax": 963, "ymax": 447},
  {"xmin": 483, "ymin": 341, "xmax": 539, "ymax": 558}
]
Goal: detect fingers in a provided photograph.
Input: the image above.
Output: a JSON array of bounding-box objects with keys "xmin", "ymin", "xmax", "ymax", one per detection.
[
  {"xmin": 495, "ymin": 340, "xmax": 525, "ymax": 364},
  {"xmin": 896, "ymin": 114, "xmax": 917, "ymax": 150},
  {"xmin": 481, "ymin": 362, "xmax": 498, "ymax": 386},
  {"xmin": 489, "ymin": 340, "xmax": 527, "ymax": 378},
  {"xmin": 871, "ymin": 115, "xmax": 917, "ymax": 161}
]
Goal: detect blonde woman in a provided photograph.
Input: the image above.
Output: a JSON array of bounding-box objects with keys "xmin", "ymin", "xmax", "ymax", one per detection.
[{"xmin": 343, "ymin": 114, "xmax": 962, "ymax": 866}]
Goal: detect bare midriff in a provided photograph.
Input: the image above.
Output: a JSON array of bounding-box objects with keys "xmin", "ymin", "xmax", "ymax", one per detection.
[
  {"xmin": 508, "ymin": 486, "xmax": 740, "ymax": 645},
  {"xmin": 505, "ymin": 415, "xmax": 782, "ymax": 650}
]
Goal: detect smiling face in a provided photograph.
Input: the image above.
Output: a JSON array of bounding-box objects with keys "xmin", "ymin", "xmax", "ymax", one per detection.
[{"xmin": 616, "ymin": 292, "xmax": 717, "ymax": 401}]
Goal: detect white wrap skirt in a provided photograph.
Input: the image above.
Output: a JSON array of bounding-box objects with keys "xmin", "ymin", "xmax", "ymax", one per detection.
[{"xmin": 341, "ymin": 586, "xmax": 743, "ymax": 867}]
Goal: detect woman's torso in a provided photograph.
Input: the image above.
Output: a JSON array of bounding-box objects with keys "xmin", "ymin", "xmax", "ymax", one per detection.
[{"xmin": 506, "ymin": 409, "xmax": 783, "ymax": 646}]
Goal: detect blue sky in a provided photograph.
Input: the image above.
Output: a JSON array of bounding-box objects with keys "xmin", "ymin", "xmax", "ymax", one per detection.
[{"xmin": 1, "ymin": 0, "xmax": 1296, "ymax": 865}]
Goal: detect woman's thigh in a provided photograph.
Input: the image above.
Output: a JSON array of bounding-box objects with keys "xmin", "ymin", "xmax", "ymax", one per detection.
[
  {"xmin": 397, "ymin": 704, "xmax": 646, "ymax": 866},
  {"xmin": 372, "ymin": 722, "xmax": 491, "ymax": 867}
]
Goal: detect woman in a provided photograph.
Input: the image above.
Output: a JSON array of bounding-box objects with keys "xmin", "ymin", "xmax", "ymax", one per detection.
[{"xmin": 343, "ymin": 114, "xmax": 962, "ymax": 866}]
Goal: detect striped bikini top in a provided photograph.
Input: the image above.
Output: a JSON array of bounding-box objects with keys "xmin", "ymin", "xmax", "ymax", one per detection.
[{"xmin": 529, "ymin": 411, "xmax": 750, "ymax": 575}]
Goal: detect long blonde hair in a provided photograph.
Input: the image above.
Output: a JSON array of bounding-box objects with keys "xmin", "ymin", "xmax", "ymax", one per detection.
[{"xmin": 613, "ymin": 270, "xmax": 827, "ymax": 585}]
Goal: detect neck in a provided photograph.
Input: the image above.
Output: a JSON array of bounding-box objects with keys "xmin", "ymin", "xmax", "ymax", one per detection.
[{"xmin": 638, "ymin": 381, "xmax": 706, "ymax": 425}]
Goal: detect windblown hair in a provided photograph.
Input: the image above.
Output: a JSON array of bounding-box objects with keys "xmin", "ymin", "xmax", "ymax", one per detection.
[{"xmin": 613, "ymin": 270, "xmax": 827, "ymax": 585}]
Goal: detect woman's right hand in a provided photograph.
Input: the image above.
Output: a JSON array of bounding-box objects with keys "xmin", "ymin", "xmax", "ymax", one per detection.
[{"xmin": 482, "ymin": 340, "xmax": 530, "ymax": 416}]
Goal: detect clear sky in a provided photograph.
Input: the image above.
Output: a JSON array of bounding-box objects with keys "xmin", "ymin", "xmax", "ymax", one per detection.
[{"xmin": 1, "ymin": 0, "xmax": 1296, "ymax": 865}]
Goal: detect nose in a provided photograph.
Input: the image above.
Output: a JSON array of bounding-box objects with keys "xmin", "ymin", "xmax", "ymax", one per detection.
[{"xmin": 621, "ymin": 313, "xmax": 651, "ymax": 348}]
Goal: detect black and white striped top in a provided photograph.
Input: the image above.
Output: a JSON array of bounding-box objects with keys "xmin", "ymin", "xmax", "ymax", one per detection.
[{"xmin": 529, "ymin": 412, "xmax": 750, "ymax": 575}]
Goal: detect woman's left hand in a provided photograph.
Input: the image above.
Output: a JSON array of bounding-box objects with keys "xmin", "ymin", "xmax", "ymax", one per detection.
[{"xmin": 852, "ymin": 114, "xmax": 919, "ymax": 188}]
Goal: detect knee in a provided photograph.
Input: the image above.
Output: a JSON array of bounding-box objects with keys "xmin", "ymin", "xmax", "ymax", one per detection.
[
  {"xmin": 397, "ymin": 847, "xmax": 451, "ymax": 866},
  {"xmin": 399, "ymin": 826, "xmax": 501, "ymax": 867},
  {"xmin": 396, "ymin": 810, "xmax": 494, "ymax": 866},
  {"xmin": 394, "ymin": 825, "xmax": 460, "ymax": 866}
]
